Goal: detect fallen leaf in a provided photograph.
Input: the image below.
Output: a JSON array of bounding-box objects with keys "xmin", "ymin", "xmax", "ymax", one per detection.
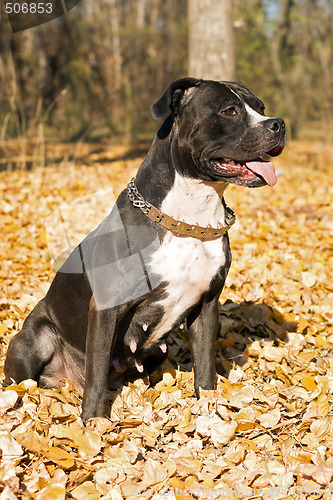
[
  {"xmin": 257, "ymin": 408, "xmax": 281, "ymax": 428},
  {"xmin": 35, "ymin": 483, "xmax": 66, "ymax": 500},
  {"xmin": 301, "ymin": 376, "xmax": 317, "ymax": 391},
  {"xmin": 0, "ymin": 390, "xmax": 18, "ymax": 412},
  {"xmin": 71, "ymin": 481, "xmax": 101, "ymax": 500},
  {"xmin": 44, "ymin": 447, "xmax": 75, "ymax": 469},
  {"xmin": 141, "ymin": 458, "xmax": 169, "ymax": 486}
]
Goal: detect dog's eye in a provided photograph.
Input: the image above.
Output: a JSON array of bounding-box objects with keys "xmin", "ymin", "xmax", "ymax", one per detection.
[
  {"xmin": 259, "ymin": 107, "xmax": 265, "ymax": 116},
  {"xmin": 222, "ymin": 107, "xmax": 237, "ymax": 116}
]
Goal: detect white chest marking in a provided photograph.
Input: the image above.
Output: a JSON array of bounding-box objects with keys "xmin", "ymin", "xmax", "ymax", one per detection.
[{"xmin": 146, "ymin": 174, "xmax": 228, "ymax": 346}]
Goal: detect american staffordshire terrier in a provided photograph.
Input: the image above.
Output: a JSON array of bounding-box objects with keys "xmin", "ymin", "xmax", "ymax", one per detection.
[{"xmin": 4, "ymin": 78, "xmax": 286, "ymax": 422}]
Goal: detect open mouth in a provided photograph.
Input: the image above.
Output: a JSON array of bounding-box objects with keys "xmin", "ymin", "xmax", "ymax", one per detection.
[{"xmin": 209, "ymin": 146, "xmax": 283, "ymax": 187}]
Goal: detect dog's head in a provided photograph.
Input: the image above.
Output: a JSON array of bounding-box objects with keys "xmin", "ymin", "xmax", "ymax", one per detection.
[{"xmin": 151, "ymin": 78, "xmax": 286, "ymax": 187}]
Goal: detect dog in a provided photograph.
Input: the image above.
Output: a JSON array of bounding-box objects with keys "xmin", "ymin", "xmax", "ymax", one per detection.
[{"xmin": 4, "ymin": 78, "xmax": 286, "ymax": 422}]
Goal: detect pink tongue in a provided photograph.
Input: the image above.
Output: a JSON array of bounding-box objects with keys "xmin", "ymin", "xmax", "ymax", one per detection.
[{"xmin": 245, "ymin": 160, "xmax": 277, "ymax": 186}]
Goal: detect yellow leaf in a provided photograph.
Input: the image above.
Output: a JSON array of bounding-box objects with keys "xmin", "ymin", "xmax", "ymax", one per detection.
[
  {"xmin": 301, "ymin": 376, "xmax": 317, "ymax": 391},
  {"xmin": 283, "ymin": 312, "xmax": 296, "ymax": 323},
  {"xmin": 162, "ymin": 369, "xmax": 177, "ymax": 386},
  {"xmin": 5, "ymin": 379, "xmax": 38, "ymax": 395},
  {"xmin": 14, "ymin": 433, "xmax": 48, "ymax": 454},
  {"xmin": 316, "ymin": 336, "xmax": 328, "ymax": 349},
  {"xmin": 298, "ymin": 351, "xmax": 317, "ymax": 363},
  {"xmin": 316, "ymin": 394, "xmax": 330, "ymax": 417},
  {"xmin": 71, "ymin": 481, "xmax": 100, "ymax": 500},
  {"xmin": 237, "ymin": 422, "xmax": 256, "ymax": 432},
  {"xmin": 0, "ymin": 323, "xmax": 8, "ymax": 335},
  {"xmin": 275, "ymin": 365, "xmax": 292, "ymax": 386},
  {"xmin": 176, "ymin": 407, "xmax": 192, "ymax": 430},
  {"xmin": 242, "ymin": 439, "xmax": 260, "ymax": 452},
  {"xmin": 169, "ymin": 478, "xmax": 193, "ymax": 500},
  {"xmin": 36, "ymin": 483, "xmax": 65, "ymax": 500},
  {"xmin": 58, "ymin": 426, "xmax": 102, "ymax": 459},
  {"xmin": 44, "ymin": 447, "xmax": 75, "ymax": 469},
  {"xmin": 297, "ymin": 316, "xmax": 308, "ymax": 333}
]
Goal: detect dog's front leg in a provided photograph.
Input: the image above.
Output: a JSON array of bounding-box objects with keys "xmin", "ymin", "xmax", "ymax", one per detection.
[
  {"xmin": 187, "ymin": 296, "xmax": 220, "ymax": 398},
  {"xmin": 81, "ymin": 301, "xmax": 118, "ymax": 423}
]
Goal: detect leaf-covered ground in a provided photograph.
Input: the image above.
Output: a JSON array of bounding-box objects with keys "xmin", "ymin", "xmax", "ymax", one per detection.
[{"xmin": 0, "ymin": 139, "xmax": 332, "ymax": 499}]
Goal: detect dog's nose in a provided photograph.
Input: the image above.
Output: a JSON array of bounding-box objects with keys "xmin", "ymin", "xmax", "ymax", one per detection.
[{"xmin": 263, "ymin": 118, "xmax": 285, "ymax": 134}]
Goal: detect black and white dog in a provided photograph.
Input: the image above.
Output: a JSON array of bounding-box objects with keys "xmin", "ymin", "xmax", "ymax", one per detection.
[{"xmin": 4, "ymin": 78, "xmax": 286, "ymax": 422}]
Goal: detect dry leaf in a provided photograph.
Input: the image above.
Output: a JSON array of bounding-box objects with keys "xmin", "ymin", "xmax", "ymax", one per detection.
[
  {"xmin": 71, "ymin": 481, "xmax": 101, "ymax": 500},
  {"xmin": 0, "ymin": 487, "xmax": 18, "ymax": 500},
  {"xmin": 35, "ymin": 483, "xmax": 66, "ymax": 500},
  {"xmin": 301, "ymin": 376, "xmax": 317, "ymax": 391},
  {"xmin": 261, "ymin": 345, "xmax": 286, "ymax": 362},
  {"xmin": 0, "ymin": 390, "xmax": 18, "ymax": 412},
  {"xmin": 302, "ymin": 272, "xmax": 317, "ymax": 288},
  {"xmin": 141, "ymin": 458, "xmax": 169, "ymax": 486},
  {"xmin": 257, "ymin": 408, "xmax": 281, "ymax": 428},
  {"xmin": 1, "ymin": 142, "xmax": 333, "ymax": 498},
  {"xmin": 196, "ymin": 415, "xmax": 237, "ymax": 446},
  {"xmin": 44, "ymin": 447, "xmax": 75, "ymax": 469},
  {"xmin": 227, "ymin": 385, "xmax": 255, "ymax": 408},
  {"xmin": 0, "ymin": 435, "xmax": 23, "ymax": 480}
]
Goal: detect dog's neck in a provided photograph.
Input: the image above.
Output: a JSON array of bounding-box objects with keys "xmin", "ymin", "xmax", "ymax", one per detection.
[
  {"xmin": 160, "ymin": 172, "xmax": 228, "ymax": 228},
  {"xmin": 136, "ymin": 126, "xmax": 229, "ymax": 229}
]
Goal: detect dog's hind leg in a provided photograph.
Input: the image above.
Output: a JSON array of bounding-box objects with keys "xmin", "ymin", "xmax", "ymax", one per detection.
[{"xmin": 4, "ymin": 304, "xmax": 56, "ymax": 386}]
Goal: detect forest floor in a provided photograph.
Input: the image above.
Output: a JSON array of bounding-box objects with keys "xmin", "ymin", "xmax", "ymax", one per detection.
[{"xmin": 0, "ymin": 137, "xmax": 333, "ymax": 499}]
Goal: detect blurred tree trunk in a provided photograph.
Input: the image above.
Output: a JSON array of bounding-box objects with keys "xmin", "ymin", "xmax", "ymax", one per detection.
[
  {"xmin": 269, "ymin": 0, "xmax": 299, "ymax": 136},
  {"xmin": 136, "ymin": 0, "xmax": 145, "ymax": 28},
  {"xmin": 109, "ymin": 0, "xmax": 122, "ymax": 89},
  {"xmin": 188, "ymin": 0, "xmax": 235, "ymax": 80}
]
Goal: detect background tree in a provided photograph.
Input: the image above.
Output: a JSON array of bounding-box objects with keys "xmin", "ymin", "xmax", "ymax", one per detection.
[
  {"xmin": 188, "ymin": 0, "xmax": 235, "ymax": 80},
  {"xmin": 0, "ymin": 0, "xmax": 332, "ymax": 145},
  {"xmin": 234, "ymin": 0, "xmax": 333, "ymax": 136}
]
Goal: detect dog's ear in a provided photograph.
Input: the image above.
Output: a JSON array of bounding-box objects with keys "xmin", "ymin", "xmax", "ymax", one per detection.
[{"xmin": 151, "ymin": 77, "xmax": 202, "ymax": 119}]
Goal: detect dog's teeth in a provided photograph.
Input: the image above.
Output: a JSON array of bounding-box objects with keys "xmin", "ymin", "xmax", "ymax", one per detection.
[
  {"xmin": 135, "ymin": 360, "xmax": 144, "ymax": 373},
  {"xmin": 160, "ymin": 343, "xmax": 167, "ymax": 353},
  {"xmin": 142, "ymin": 323, "xmax": 148, "ymax": 332},
  {"xmin": 179, "ymin": 323, "xmax": 184, "ymax": 330},
  {"xmin": 129, "ymin": 341, "xmax": 137, "ymax": 353}
]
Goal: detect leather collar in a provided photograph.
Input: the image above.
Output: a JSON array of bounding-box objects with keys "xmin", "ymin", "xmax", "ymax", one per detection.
[{"xmin": 127, "ymin": 177, "xmax": 235, "ymax": 240}]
